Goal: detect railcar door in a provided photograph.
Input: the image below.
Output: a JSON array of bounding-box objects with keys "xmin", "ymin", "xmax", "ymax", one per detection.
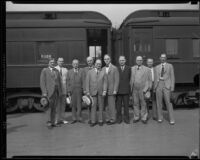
[
  {"xmin": 87, "ymin": 29, "xmax": 108, "ymax": 66},
  {"xmin": 130, "ymin": 28, "xmax": 153, "ymax": 65}
]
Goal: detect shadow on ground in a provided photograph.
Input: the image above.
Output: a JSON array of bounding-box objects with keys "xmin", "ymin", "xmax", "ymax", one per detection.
[{"xmin": 7, "ymin": 124, "xmax": 27, "ymax": 134}]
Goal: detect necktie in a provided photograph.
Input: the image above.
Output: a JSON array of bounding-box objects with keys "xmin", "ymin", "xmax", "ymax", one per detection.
[
  {"xmin": 97, "ymin": 70, "xmax": 99, "ymax": 75},
  {"xmin": 161, "ymin": 64, "xmax": 164, "ymax": 77},
  {"xmin": 60, "ymin": 68, "xmax": 62, "ymax": 76},
  {"xmin": 137, "ymin": 66, "xmax": 140, "ymax": 70},
  {"xmin": 121, "ymin": 66, "xmax": 124, "ymax": 71}
]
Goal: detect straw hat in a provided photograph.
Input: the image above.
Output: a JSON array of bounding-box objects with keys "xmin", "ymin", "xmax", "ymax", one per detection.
[
  {"xmin": 144, "ymin": 91, "xmax": 151, "ymax": 100},
  {"xmin": 66, "ymin": 96, "xmax": 71, "ymax": 105},
  {"xmin": 82, "ymin": 95, "xmax": 94, "ymax": 107},
  {"xmin": 40, "ymin": 96, "xmax": 49, "ymax": 107}
]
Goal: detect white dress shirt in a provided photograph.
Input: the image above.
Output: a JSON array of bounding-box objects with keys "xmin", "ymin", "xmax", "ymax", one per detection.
[
  {"xmin": 105, "ymin": 63, "xmax": 111, "ymax": 74},
  {"xmin": 150, "ymin": 67, "xmax": 154, "ymax": 82}
]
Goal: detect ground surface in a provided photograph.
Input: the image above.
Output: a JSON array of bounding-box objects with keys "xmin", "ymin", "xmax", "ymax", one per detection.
[{"xmin": 6, "ymin": 108, "xmax": 199, "ymax": 157}]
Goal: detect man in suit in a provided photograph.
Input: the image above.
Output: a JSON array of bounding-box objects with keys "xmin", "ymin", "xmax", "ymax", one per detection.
[
  {"xmin": 102, "ymin": 54, "xmax": 119, "ymax": 125},
  {"xmin": 55, "ymin": 57, "xmax": 69, "ymax": 125},
  {"xmin": 146, "ymin": 58, "xmax": 157, "ymax": 121},
  {"xmin": 67, "ymin": 59, "xmax": 85, "ymax": 124},
  {"xmin": 130, "ymin": 56, "xmax": 152, "ymax": 124},
  {"xmin": 83, "ymin": 56, "xmax": 95, "ymax": 124},
  {"xmin": 154, "ymin": 53, "xmax": 175, "ymax": 125},
  {"xmin": 86, "ymin": 59, "xmax": 107, "ymax": 127},
  {"xmin": 40, "ymin": 58, "xmax": 62, "ymax": 128},
  {"xmin": 116, "ymin": 56, "xmax": 131, "ymax": 124}
]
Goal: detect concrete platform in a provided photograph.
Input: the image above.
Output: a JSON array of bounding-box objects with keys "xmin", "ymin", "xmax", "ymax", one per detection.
[{"xmin": 6, "ymin": 108, "xmax": 199, "ymax": 157}]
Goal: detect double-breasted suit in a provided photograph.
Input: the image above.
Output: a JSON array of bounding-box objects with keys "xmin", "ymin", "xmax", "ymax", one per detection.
[
  {"xmin": 67, "ymin": 68, "xmax": 84, "ymax": 121},
  {"xmin": 130, "ymin": 65, "xmax": 152, "ymax": 121},
  {"xmin": 55, "ymin": 65, "xmax": 68, "ymax": 122},
  {"xmin": 102, "ymin": 63, "xmax": 119, "ymax": 122},
  {"xmin": 86, "ymin": 68, "xmax": 108, "ymax": 123},
  {"xmin": 40, "ymin": 67, "xmax": 62, "ymax": 124},
  {"xmin": 154, "ymin": 62, "xmax": 175, "ymax": 122},
  {"xmin": 116, "ymin": 65, "xmax": 131, "ymax": 123}
]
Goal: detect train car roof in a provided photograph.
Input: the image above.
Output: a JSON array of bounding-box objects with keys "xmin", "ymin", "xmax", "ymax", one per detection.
[
  {"xmin": 120, "ymin": 10, "xmax": 199, "ymax": 28},
  {"xmin": 6, "ymin": 11, "xmax": 111, "ymax": 28}
]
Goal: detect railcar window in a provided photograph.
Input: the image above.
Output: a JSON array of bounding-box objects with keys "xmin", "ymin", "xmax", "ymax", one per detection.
[
  {"xmin": 37, "ymin": 42, "xmax": 56, "ymax": 64},
  {"xmin": 165, "ymin": 39, "xmax": 178, "ymax": 57},
  {"xmin": 193, "ymin": 39, "xmax": 200, "ymax": 58},
  {"xmin": 89, "ymin": 46, "xmax": 102, "ymax": 59}
]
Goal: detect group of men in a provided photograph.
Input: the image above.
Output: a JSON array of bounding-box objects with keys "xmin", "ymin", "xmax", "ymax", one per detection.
[{"xmin": 40, "ymin": 53, "xmax": 175, "ymax": 129}]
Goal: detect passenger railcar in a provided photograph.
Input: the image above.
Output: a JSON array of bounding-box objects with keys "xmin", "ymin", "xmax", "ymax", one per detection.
[
  {"xmin": 6, "ymin": 11, "xmax": 112, "ymax": 112},
  {"xmin": 113, "ymin": 10, "xmax": 200, "ymax": 106}
]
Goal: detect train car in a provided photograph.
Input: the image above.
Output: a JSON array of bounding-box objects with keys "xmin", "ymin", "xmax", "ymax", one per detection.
[
  {"xmin": 113, "ymin": 10, "xmax": 200, "ymax": 106},
  {"xmin": 6, "ymin": 11, "xmax": 112, "ymax": 112}
]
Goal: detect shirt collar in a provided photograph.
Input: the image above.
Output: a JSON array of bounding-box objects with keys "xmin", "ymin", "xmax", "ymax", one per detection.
[
  {"xmin": 74, "ymin": 68, "xmax": 79, "ymax": 72},
  {"xmin": 106, "ymin": 63, "xmax": 111, "ymax": 68},
  {"xmin": 161, "ymin": 62, "xmax": 166, "ymax": 66}
]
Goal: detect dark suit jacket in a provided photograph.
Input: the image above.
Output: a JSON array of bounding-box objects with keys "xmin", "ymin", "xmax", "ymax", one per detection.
[
  {"xmin": 117, "ymin": 65, "xmax": 131, "ymax": 94},
  {"xmin": 102, "ymin": 64, "xmax": 119, "ymax": 95},
  {"xmin": 66, "ymin": 68, "xmax": 84, "ymax": 94},
  {"xmin": 40, "ymin": 67, "xmax": 62, "ymax": 99},
  {"xmin": 85, "ymin": 68, "xmax": 108, "ymax": 96}
]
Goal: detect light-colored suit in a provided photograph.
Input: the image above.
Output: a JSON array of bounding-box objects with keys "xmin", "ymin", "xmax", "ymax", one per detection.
[
  {"xmin": 102, "ymin": 63, "xmax": 119, "ymax": 122},
  {"xmin": 55, "ymin": 65, "xmax": 68, "ymax": 122},
  {"xmin": 154, "ymin": 63, "xmax": 175, "ymax": 122},
  {"xmin": 130, "ymin": 65, "xmax": 152, "ymax": 121},
  {"xmin": 40, "ymin": 67, "xmax": 62, "ymax": 124},
  {"xmin": 66, "ymin": 68, "xmax": 84, "ymax": 121},
  {"xmin": 86, "ymin": 68, "xmax": 108, "ymax": 123}
]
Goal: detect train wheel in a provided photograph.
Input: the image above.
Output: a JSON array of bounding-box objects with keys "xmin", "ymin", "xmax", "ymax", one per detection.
[{"xmin": 6, "ymin": 98, "xmax": 18, "ymax": 113}]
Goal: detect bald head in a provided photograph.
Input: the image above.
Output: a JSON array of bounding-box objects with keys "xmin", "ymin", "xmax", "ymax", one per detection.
[
  {"xmin": 72, "ymin": 59, "xmax": 79, "ymax": 69},
  {"xmin": 57, "ymin": 57, "xmax": 64, "ymax": 67},
  {"xmin": 86, "ymin": 56, "xmax": 94, "ymax": 67},
  {"xmin": 147, "ymin": 58, "xmax": 154, "ymax": 68},
  {"xmin": 104, "ymin": 54, "xmax": 111, "ymax": 66},
  {"xmin": 95, "ymin": 59, "xmax": 102, "ymax": 70},
  {"xmin": 136, "ymin": 56, "xmax": 143, "ymax": 66},
  {"xmin": 160, "ymin": 53, "xmax": 167, "ymax": 63}
]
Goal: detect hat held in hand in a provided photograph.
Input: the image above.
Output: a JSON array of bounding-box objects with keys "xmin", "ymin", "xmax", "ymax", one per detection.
[
  {"xmin": 82, "ymin": 95, "xmax": 94, "ymax": 106},
  {"xmin": 40, "ymin": 96, "xmax": 49, "ymax": 107}
]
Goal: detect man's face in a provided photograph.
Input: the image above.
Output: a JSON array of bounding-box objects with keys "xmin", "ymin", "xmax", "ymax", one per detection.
[
  {"xmin": 95, "ymin": 60, "xmax": 102, "ymax": 69},
  {"xmin": 87, "ymin": 57, "xmax": 94, "ymax": 67},
  {"xmin": 49, "ymin": 60, "xmax": 55, "ymax": 68},
  {"xmin": 160, "ymin": 54, "xmax": 167, "ymax": 63},
  {"xmin": 104, "ymin": 55, "xmax": 111, "ymax": 65},
  {"xmin": 147, "ymin": 59, "xmax": 153, "ymax": 68},
  {"xmin": 119, "ymin": 56, "xmax": 126, "ymax": 66},
  {"xmin": 57, "ymin": 58, "xmax": 64, "ymax": 67},
  {"xmin": 72, "ymin": 60, "xmax": 79, "ymax": 69},
  {"xmin": 136, "ymin": 57, "xmax": 143, "ymax": 66}
]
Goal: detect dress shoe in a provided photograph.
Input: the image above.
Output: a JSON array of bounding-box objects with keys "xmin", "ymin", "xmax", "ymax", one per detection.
[
  {"xmin": 57, "ymin": 120, "xmax": 69, "ymax": 125},
  {"xmin": 98, "ymin": 122, "xmax": 104, "ymax": 126},
  {"xmin": 71, "ymin": 120, "xmax": 77, "ymax": 124},
  {"xmin": 107, "ymin": 121, "xmax": 115, "ymax": 125},
  {"xmin": 52, "ymin": 123, "xmax": 61, "ymax": 127},
  {"xmin": 133, "ymin": 119, "xmax": 140, "ymax": 123},
  {"xmin": 170, "ymin": 121, "xmax": 175, "ymax": 125},
  {"xmin": 117, "ymin": 120, "xmax": 122, "ymax": 124},
  {"xmin": 158, "ymin": 119, "xmax": 163, "ymax": 123},
  {"xmin": 88, "ymin": 120, "xmax": 91, "ymax": 124},
  {"xmin": 77, "ymin": 120, "xmax": 85, "ymax": 123},
  {"xmin": 141, "ymin": 119, "xmax": 148, "ymax": 124},
  {"xmin": 153, "ymin": 117, "xmax": 157, "ymax": 121},
  {"xmin": 124, "ymin": 121, "xmax": 130, "ymax": 124},
  {"xmin": 90, "ymin": 123, "xmax": 97, "ymax": 127}
]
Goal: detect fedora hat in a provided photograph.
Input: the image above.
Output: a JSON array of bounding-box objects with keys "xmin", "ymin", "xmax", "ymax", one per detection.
[
  {"xmin": 144, "ymin": 91, "xmax": 151, "ymax": 100},
  {"xmin": 40, "ymin": 96, "xmax": 49, "ymax": 107},
  {"xmin": 82, "ymin": 95, "xmax": 94, "ymax": 107},
  {"xmin": 66, "ymin": 95, "xmax": 71, "ymax": 105}
]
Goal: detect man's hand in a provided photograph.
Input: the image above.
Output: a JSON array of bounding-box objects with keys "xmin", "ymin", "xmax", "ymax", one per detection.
[
  {"xmin": 102, "ymin": 91, "xmax": 106, "ymax": 96},
  {"xmin": 113, "ymin": 91, "xmax": 117, "ymax": 95},
  {"xmin": 43, "ymin": 93, "xmax": 47, "ymax": 97},
  {"xmin": 86, "ymin": 92, "xmax": 90, "ymax": 96}
]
